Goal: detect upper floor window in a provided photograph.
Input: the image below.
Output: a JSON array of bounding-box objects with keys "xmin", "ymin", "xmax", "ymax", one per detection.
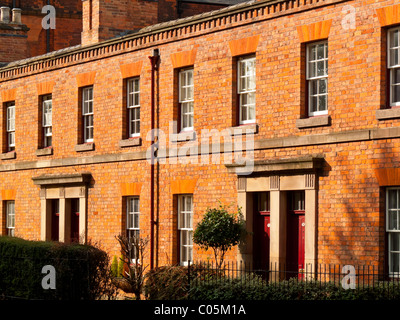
[
  {"xmin": 82, "ymin": 87, "xmax": 94, "ymax": 143},
  {"xmin": 127, "ymin": 78, "xmax": 140, "ymax": 137},
  {"xmin": 6, "ymin": 102, "xmax": 15, "ymax": 151},
  {"xmin": 178, "ymin": 194, "xmax": 193, "ymax": 266},
  {"xmin": 388, "ymin": 27, "xmax": 400, "ymax": 107},
  {"xmin": 5, "ymin": 200, "xmax": 15, "ymax": 237},
  {"xmin": 307, "ymin": 41, "xmax": 328, "ymax": 117},
  {"xmin": 238, "ymin": 56, "xmax": 256, "ymax": 124},
  {"xmin": 42, "ymin": 94, "xmax": 52, "ymax": 148},
  {"xmin": 387, "ymin": 188, "xmax": 400, "ymax": 276},
  {"xmin": 179, "ymin": 68, "xmax": 194, "ymax": 131}
]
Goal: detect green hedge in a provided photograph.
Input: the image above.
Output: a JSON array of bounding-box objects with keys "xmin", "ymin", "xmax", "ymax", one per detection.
[
  {"xmin": 0, "ymin": 236, "xmax": 115, "ymax": 300},
  {"xmin": 143, "ymin": 265, "xmax": 400, "ymax": 300},
  {"xmin": 189, "ymin": 276, "xmax": 400, "ymax": 300}
]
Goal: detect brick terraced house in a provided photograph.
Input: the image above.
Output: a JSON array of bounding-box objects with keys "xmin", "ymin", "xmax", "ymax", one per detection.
[{"xmin": 1, "ymin": 0, "xmax": 400, "ymax": 276}]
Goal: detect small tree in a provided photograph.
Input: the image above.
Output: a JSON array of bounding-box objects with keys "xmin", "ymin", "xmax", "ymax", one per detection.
[
  {"xmin": 115, "ymin": 234, "xmax": 149, "ymax": 300},
  {"xmin": 193, "ymin": 203, "xmax": 247, "ymax": 269}
]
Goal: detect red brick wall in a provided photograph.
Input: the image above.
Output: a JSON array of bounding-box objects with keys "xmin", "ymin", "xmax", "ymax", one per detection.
[{"xmin": 0, "ymin": 0, "xmax": 399, "ymax": 269}]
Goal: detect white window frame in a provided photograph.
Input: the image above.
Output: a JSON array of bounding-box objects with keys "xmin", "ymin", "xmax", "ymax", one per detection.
[
  {"xmin": 6, "ymin": 200, "xmax": 15, "ymax": 237},
  {"xmin": 388, "ymin": 27, "xmax": 400, "ymax": 107},
  {"xmin": 42, "ymin": 94, "xmax": 52, "ymax": 147},
  {"xmin": 387, "ymin": 187, "xmax": 400, "ymax": 277},
  {"xmin": 179, "ymin": 68, "xmax": 194, "ymax": 132},
  {"xmin": 82, "ymin": 87, "xmax": 94, "ymax": 143},
  {"xmin": 238, "ymin": 56, "xmax": 256, "ymax": 125},
  {"xmin": 306, "ymin": 40, "xmax": 328, "ymax": 117},
  {"xmin": 127, "ymin": 78, "xmax": 140, "ymax": 137},
  {"xmin": 6, "ymin": 102, "xmax": 15, "ymax": 151},
  {"xmin": 178, "ymin": 194, "xmax": 193, "ymax": 266},
  {"xmin": 127, "ymin": 196, "xmax": 140, "ymax": 262}
]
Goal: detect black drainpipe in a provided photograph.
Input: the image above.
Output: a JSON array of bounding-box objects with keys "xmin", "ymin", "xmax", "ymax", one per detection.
[
  {"xmin": 149, "ymin": 49, "xmax": 159, "ymax": 270},
  {"xmin": 46, "ymin": 0, "xmax": 50, "ymax": 53}
]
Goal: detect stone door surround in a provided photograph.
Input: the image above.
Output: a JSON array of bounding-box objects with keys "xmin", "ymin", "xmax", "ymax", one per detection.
[{"xmin": 32, "ymin": 173, "xmax": 91, "ymax": 244}]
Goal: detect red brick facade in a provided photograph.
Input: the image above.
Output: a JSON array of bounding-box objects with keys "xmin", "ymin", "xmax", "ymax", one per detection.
[{"xmin": 1, "ymin": 0, "xmax": 400, "ymax": 274}]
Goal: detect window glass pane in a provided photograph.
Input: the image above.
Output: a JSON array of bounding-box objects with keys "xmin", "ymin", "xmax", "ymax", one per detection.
[
  {"xmin": 311, "ymin": 96, "xmax": 318, "ymax": 113},
  {"xmin": 391, "ymin": 232, "xmax": 400, "ymax": 252},
  {"xmin": 317, "ymin": 61, "xmax": 325, "ymax": 77},
  {"xmin": 317, "ymin": 44, "xmax": 325, "ymax": 59},
  {"xmin": 318, "ymin": 95, "xmax": 327, "ymax": 111},
  {"xmin": 389, "ymin": 189, "xmax": 398, "ymax": 209},
  {"xmin": 241, "ymin": 105, "xmax": 247, "ymax": 121},
  {"xmin": 180, "ymin": 71, "xmax": 186, "ymax": 88},
  {"xmin": 187, "ymin": 70, "xmax": 193, "ymax": 86},
  {"xmin": 309, "ymin": 45, "xmax": 316, "ymax": 61},
  {"xmin": 134, "ymin": 198, "xmax": 139, "ymax": 213},
  {"xmin": 391, "ymin": 251, "xmax": 400, "ymax": 273},
  {"xmin": 310, "ymin": 79, "xmax": 318, "ymax": 95},
  {"xmin": 393, "ymin": 68, "xmax": 400, "ymax": 84},
  {"xmin": 308, "ymin": 61, "xmax": 316, "ymax": 78},
  {"xmin": 134, "ymin": 213, "xmax": 139, "ymax": 229},
  {"xmin": 394, "ymin": 85, "xmax": 400, "ymax": 104},
  {"xmin": 240, "ymin": 61, "xmax": 246, "ymax": 77},
  {"xmin": 390, "ymin": 212, "xmax": 398, "ymax": 230},
  {"xmin": 390, "ymin": 48, "xmax": 399, "ymax": 67},
  {"xmin": 134, "ymin": 79, "xmax": 140, "ymax": 92},
  {"xmin": 319, "ymin": 78, "xmax": 327, "ymax": 94},
  {"xmin": 248, "ymin": 105, "xmax": 255, "ymax": 121}
]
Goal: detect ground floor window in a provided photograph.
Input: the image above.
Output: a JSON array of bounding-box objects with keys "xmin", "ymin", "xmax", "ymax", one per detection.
[
  {"xmin": 178, "ymin": 194, "xmax": 193, "ymax": 266},
  {"xmin": 127, "ymin": 196, "xmax": 140, "ymax": 262},
  {"xmin": 387, "ymin": 188, "xmax": 400, "ymax": 276},
  {"xmin": 6, "ymin": 200, "xmax": 15, "ymax": 237}
]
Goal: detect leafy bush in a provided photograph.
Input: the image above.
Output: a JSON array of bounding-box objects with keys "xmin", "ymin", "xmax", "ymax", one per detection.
[
  {"xmin": 189, "ymin": 275, "xmax": 400, "ymax": 300},
  {"xmin": 144, "ymin": 265, "xmax": 189, "ymax": 300},
  {"xmin": 0, "ymin": 236, "xmax": 116, "ymax": 300},
  {"xmin": 193, "ymin": 204, "xmax": 247, "ymax": 269}
]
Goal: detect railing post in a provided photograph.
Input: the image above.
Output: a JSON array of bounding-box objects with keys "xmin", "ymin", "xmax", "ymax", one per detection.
[{"xmin": 187, "ymin": 260, "xmax": 191, "ymax": 300}]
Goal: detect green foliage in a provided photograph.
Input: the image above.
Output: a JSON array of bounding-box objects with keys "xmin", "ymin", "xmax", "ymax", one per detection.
[
  {"xmin": 141, "ymin": 263, "xmax": 400, "ymax": 301},
  {"xmin": 189, "ymin": 276, "xmax": 400, "ymax": 300},
  {"xmin": 0, "ymin": 236, "xmax": 116, "ymax": 300},
  {"xmin": 193, "ymin": 203, "xmax": 247, "ymax": 268},
  {"xmin": 144, "ymin": 265, "xmax": 189, "ymax": 300},
  {"xmin": 118, "ymin": 255, "xmax": 124, "ymax": 277},
  {"xmin": 111, "ymin": 256, "xmax": 119, "ymax": 278}
]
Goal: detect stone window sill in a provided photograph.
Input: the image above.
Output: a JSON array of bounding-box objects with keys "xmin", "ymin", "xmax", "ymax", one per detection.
[
  {"xmin": 296, "ymin": 115, "xmax": 331, "ymax": 129},
  {"xmin": 75, "ymin": 142, "xmax": 95, "ymax": 152},
  {"xmin": 228, "ymin": 123, "xmax": 258, "ymax": 135},
  {"xmin": 0, "ymin": 151, "xmax": 16, "ymax": 160},
  {"xmin": 376, "ymin": 108, "xmax": 400, "ymax": 120},
  {"xmin": 171, "ymin": 130, "xmax": 196, "ymax": 142},
  {"xmin": 35, "ymin": 147, "xmax": 53, "ymax": 156},
  {"xmin": 119, "ymin": 137, "xmax": 142, "ymax": 148}
]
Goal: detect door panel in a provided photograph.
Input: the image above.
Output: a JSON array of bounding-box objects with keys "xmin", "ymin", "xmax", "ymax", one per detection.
[
  {"xmin": 286, "ymin": 191, "xmax": 305, "ymax": 278},
  {"xmin": 70, "ymin": 198, "xmax": 80, "ymax": 243},
  {"xmin": 51, "ymin": 199, "xmax": 59, "ymax": 242},
  {"xmin": 253, "ymin": 192, "xmax": 270, "ymax": 271}
]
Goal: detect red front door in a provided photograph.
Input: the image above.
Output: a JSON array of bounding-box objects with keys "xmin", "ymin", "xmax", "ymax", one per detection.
[
  {"xmin": 253, "ymin": 192, "xmax": 270, "ymax": 271},
  {"xmin": 286, "ymin": 191, "xmax": 305, "ymax": 278},
  {"xmin": 70, "ymin": 198, "xmax": 80, "ymax": 243},
  {"xmin": 51, "ymin": 199, "xmax": 59, "ymax": 242}
]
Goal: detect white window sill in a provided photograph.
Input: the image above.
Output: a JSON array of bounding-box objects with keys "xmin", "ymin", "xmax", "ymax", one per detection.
[
  {"xmin": 296, "ymin": 115, "xmax": 331, "ymax": 129},
  {"xmin": 228, "ymin": 123, "xmax": 258, "ymax": 135},
  {"xmin": 376, "ymin": 107, "xmax": 400, "ymax": 120},
  {"xmin": 0, "ymin": 150, "xmax": 16, "ymax": 160},
  {"xmin": 119, "ymin": 137, "xmax": 142, "ymax": 148},
  {"xmin": 75, "ymin": 142, "xmax": 95, "ymax": 152},
  {"xmin": 35, "ymin": 147, "xmax": 53, "ymax": 156},
  {"xmin": 171, "ymin": 130, "xmax": 196, "ymax": 142}
]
